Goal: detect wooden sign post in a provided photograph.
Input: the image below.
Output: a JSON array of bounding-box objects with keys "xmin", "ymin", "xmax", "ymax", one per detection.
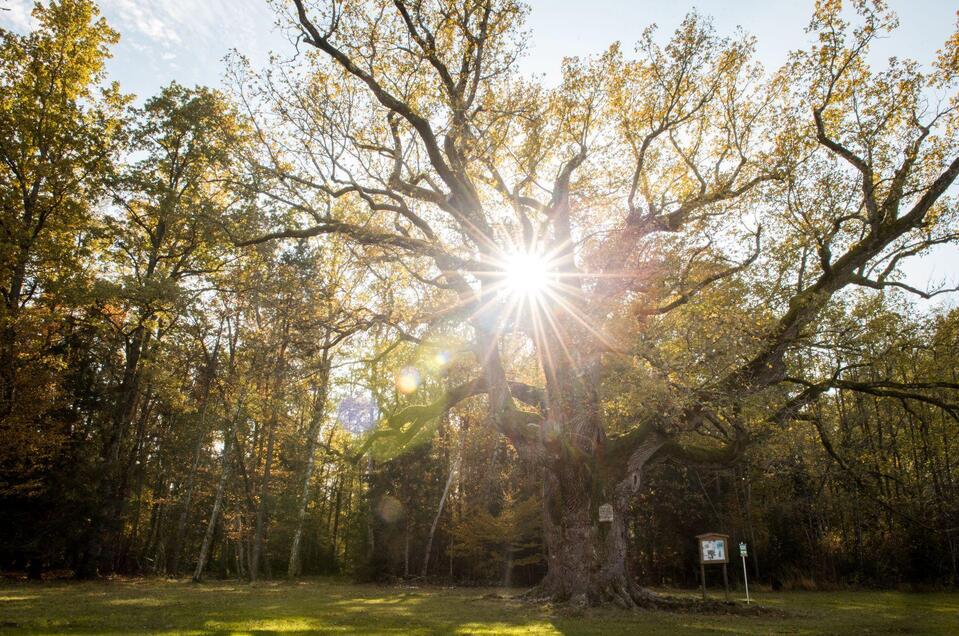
[{"xmin": 696, "ymin": 533, "xmax": 730, "ymax": 601}]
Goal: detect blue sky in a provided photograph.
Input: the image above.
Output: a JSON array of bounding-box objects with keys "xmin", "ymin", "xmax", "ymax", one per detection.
[
  {"xmin": 4, "ymin": 1, "xmax": 957, "ymax": 98},
  {"xmin": 2, "ymin": 0, "xmax": 956, "ymax": 306}
]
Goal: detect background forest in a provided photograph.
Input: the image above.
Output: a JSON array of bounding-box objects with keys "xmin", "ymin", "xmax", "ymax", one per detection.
[{"xmin": 1, "ymin": 0, "xmax": 957, "ymax": 593}]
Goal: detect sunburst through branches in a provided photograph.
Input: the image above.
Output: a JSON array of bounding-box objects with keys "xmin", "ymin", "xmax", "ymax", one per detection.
[{"xmin": 501, "ymin": 249, "xmax": 554, "ymax": 301}]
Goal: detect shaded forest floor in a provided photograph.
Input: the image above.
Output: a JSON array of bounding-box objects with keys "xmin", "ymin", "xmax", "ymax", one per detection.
[{"xmin": 0, "ymin": 577, "xmax": 956, "ymax": 635}]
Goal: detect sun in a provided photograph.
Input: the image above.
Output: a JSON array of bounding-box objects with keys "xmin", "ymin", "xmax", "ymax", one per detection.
[{"xmin": 502, "ymin": 250, "xmax": 552, "ymax": 298}]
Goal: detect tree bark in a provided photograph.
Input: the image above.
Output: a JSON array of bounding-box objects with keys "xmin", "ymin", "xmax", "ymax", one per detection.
[
  {"xmin": 531, "ymin": 464, "xmax": 645, "ymax": 607},
  {"xmin": 526, "ymin": 351, "xmax": 668, "ymax": 607}
]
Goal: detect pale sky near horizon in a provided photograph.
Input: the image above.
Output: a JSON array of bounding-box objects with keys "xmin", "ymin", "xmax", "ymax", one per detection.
[{"xmin": 2, "ymin": 0, "xmax": 956, "ymax": 310}]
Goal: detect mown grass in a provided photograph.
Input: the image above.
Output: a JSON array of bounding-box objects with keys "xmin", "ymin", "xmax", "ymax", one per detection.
[{"xmin": 0, "ymin": 577, "xmax": 956, "ymax": 635}]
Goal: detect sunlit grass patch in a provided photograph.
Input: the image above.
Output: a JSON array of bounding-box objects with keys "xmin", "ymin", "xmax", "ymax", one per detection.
[
  {"xmin": 452, "ymin": 621, "xmax": 559, "ymax": 634},
  {"xmin": 0, "ymin": 595, "xmax": 39, "ymax": 602},
  {"xmin": 106, "ymin": 597, "xmax": 168, "ymax": 607},
  {"xmin": 0, "ymin": 579, "xmax": 955, "ymax": 635},
  {"xmin": 203, "ymin": 617, "xmax": 323, "ymax": 632}
]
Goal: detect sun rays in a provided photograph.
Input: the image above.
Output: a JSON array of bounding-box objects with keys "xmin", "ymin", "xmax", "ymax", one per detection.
[
  {"xmin": 393, "ymin": 231, "xmax": 637, "ymax": 388},
  {"xmin": 437, "ymin": 240, "xmax": 625, "ymax": 377}
]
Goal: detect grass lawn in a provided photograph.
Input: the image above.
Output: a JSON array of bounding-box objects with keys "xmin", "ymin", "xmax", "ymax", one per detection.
[{"xmin": 0, "ymin": 578, "xmax": 956, "ymax": 635}]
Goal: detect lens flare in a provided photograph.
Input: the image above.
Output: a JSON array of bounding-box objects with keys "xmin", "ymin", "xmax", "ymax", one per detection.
[
  {"xmin": 376, "ymin": 495, "xmax": 404, "ymax": 523},
  {"xmin": 337, "ymin": 394, "xmax": 378, "ymax": 434},
  {"xmin": 395, "ymin": 366, "xmax": 421, "ymax": 394}
]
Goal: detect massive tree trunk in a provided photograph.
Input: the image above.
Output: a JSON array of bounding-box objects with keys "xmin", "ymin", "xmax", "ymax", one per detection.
[
  {"xmin": 534, "ymin": 459, "xmax": 655, "ymax": 608},
  {"xmin": 527, "ymin": 397, "xmax": 661, "ymax": 607},
  {"xmin": 524, "ymin": 311, "xmax": 671, "ymax": 607}
]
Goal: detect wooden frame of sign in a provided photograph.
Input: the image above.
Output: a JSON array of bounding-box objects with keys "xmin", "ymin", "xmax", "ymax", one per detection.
[{"xmin": 696, "ymin": 533, "xmax": 730, "ymax": 600}]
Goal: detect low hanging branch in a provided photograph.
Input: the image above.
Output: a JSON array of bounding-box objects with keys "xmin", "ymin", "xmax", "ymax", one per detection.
[
  {"xmin": 785, "ymin": 376, "xmax": 959, "ymax": 422},
  {"xmin": 352, "ymin": 377, "xmax": 545, "ymax": 459}
]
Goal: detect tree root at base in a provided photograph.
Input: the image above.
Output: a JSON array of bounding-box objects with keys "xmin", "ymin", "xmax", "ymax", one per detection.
[{"xmin": 518, "ymin": 579, "xmax": 780, "ymax": 615}]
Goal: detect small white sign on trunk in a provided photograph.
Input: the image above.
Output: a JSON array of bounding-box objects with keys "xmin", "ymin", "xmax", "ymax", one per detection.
[{"xmin": 598, "ymin": 503, "xmax": 614, "ymax": 523}]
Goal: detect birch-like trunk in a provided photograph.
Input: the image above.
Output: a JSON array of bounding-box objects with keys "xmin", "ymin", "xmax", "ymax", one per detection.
[
  {"xmin": 193, "ymin": 412, "xmax": 239, "ymax": 582},
  {"xmin": 250, "ymin": 414, "xmax": 277, "ymax": 582},
  {"xmin": 288, "ymin": 366, "xmax": 332, "ymax": 578},
  {"xmin": 422, "ymin": 426, "xmax": 463, "ymax": 577}
]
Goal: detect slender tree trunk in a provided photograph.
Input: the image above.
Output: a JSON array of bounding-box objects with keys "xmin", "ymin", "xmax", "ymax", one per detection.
[
  {"xmin": 366, "ymin": 458, "xmax": 376, "ymax": 562},
  {"xmin": 322, "ymin": 472, "xmax": 341, "ymax": 535},
  {"xmin": 288, "ymin": 365, "xmax": 332, "ymax": 578},
  {"xmin": 329, "ymin": 472, "xmax": 346, "ymax": 567},
  {"xmin": 170, "ymin": 429, "xmax": 206, "ymax": 575},
  {"xmin": 249, "ymin": 309, "xmax": 289, "ymax": 582},
  {"xmin": 170, "ymin": 378, "xmax": 217, "ymax": 575},
  {"xmin": 142, "ymin": 468, "xmax": 167, "ymax": 573},
  {"xmin": 741, "ymin": 465, "xmax": 761, "ymax": 579},
  {"xmin": 193, "ymin": 466, "xmax": 227, "ymax": 581},
  {"xmin": 403, "ymin": 517, "xmax": 410, "ymax": 578},
  {"xmin": 80, "ymin": 325, "xmax": 153, "ymax": 577},
  {"xmin": 341, "ymin": 473, "xmax": 354, "ymax": 566},
  {"xmin": 234, "ymin": 515, "xmax": 246, "ymax": 579},
  {"xmin": 250, "ymin": 414, "xmax": 276, "ymax": 582},
  {"xmin": 0, "ymin": 243, "xmax": 29, "ymax": 417},
  {"xmin": 127, "ymin": 459, "xmax": 147, "ymax": 572},
  {"xmin": 115, "ymin": 392, "xmax": 157, "ymax": 571},
  {"xmin": 423, "ymin": 428, "xmax": 464, "ymax": 577},
  {"xmin": 193, "ymin": 411, "xmax": 239, "ymax": 582}
]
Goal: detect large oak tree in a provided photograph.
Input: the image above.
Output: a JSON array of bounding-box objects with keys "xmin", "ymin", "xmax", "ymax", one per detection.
[{"xmin": 236, "ymin": 0, "xmax": 959, "ymax": 605}]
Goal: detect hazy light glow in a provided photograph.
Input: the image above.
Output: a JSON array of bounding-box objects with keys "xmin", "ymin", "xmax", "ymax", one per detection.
[
  {"xmin": 502, "ymin": 250, "xmax": 552, "ymax": 298},
  {"xmin": 396, "ymin": 366, "xmax": 420, "ymax": 394}
]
